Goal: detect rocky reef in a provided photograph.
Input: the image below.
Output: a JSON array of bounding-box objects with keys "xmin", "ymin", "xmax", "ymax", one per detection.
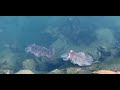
[
  {"xmin": 48, "ymin": 67, "xmax": 92, "ymax": 74},
  {"xmin": 0, "ymin": 48, "xmax": 22, "ymax": 72},
  {"xmin": 22, "ymin": 59, "xmax": 38, "ymax": 71}
]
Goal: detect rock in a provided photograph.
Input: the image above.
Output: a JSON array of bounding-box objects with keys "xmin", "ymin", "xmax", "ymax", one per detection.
[
  {"xmin": 48, "ymin": 67, "xmax": 92, "ymax": 74},
  {"xmin": 58, "ymin": 62, "xmax": 75, "ymax": 69},
  {"xmin": 83, "ymin": 63, "xmax": 101, "ymax": 71},
  {"xmin": 66, "ymin": 67, "xmax": 92, "ymax": 74},
  {"xmin": 96, "ymin": 28, "xmax": 115, "ymax": 48},
  {"xmin": 94, "ymin": 59, "xmax": 120, "ymax": 71},
  {"xmin": 22, "ymin": 59, "xmax": 38, "ymax": 71},
  {"xmin": 66, "ymin": 67, "xmax": 81, "ymax": 74},
  {"xmin": 15, "ymin": 70, "xmax": 34, "ymax": 74},
  {"xmin": 100, "ymin": 64, "xmax": 120, "ymax": 71},
  {"xmin": 93, "ymin": 70, "xmax": 120, "ymax": 74},
  {"xmin": 48, "ymin": 69, "xmax": 64, "ymax": 74},
  {"xmin": 0, "ymin": 48, "xmax": 21, "ymax": 71},
  {"xmin": 97, "ymin": 46, "xmax": 111, "ymax": 61},
  {"xmin": 0, "ymin": 69, "xmax": 14, "ymax": 74}
]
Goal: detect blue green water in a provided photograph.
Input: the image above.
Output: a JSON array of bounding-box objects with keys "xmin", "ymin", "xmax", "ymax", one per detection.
[{"xmin": 0, "ymin": 16, "xmax": 120, "ymax": 74}]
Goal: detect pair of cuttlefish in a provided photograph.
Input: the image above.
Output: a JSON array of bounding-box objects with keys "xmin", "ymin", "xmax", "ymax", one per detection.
[{"xmin": 25, "ymin": 44, "xmax": 94, "ymax": 66}]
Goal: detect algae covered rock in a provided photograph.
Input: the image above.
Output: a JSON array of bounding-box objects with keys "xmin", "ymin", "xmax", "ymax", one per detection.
[
  {"xmin": 96, "ymin": 46, "xmax": 112, "ymax": 61},
  {"xmin": 96, "ymin": 28, "xmax": 115, "ymax": 48},
  {"xmin": 66, "ymin": 67, "xmax": 92, "ymax": 74},
  {"xmin": 99, "ymin": 63, "xmax": 120, "ymax": 71},
  {"xmin": 48, "ymin": 67, "xmax": 92, "ymax": 74},
  {"xmin": 84, "ymin": 58, "xmax": 120, "ymax": 72},
  {"xmin": 48, "ymin": 69, "xmax": 64, "ymax": 74},
  {"xmin": 0, "ymin": 69, "xmax": 14, "ymax": 74},
  {"xmin": 84, "ymin": 63, "xmax": 102, "ymax": 71},
  {"xmin": 78, "ymin": 28, "xmax": 116, "ymax": 61},
  {"xmin": 95, "ymin": 58, "xmax": 120, "ymax": 71},
  {"xmin": 0, "ymin": 48, "xmax": 21, "ymax": 71},
  {"xmin": 22, "ymin": 59, "xmax": 38, "ymax": 71}
]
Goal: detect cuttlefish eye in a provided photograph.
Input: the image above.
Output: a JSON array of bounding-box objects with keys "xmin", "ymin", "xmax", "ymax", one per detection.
[
  {"xmin": 70, "ymin": 50, "xmax": 74, "ymax": 53},
  {"xmin": 25, "ymin": 47, "xmax": 31, "ymax": 53},
  {"xmin": 61, "ymin": 53, "xmax": 69, "ymax": 61}
]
